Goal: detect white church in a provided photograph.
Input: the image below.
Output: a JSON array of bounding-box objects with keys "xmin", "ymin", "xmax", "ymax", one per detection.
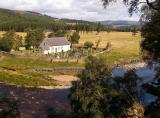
[{"xmin": 39, "ymin": 37, "xmax": 71, "ymax": 54}]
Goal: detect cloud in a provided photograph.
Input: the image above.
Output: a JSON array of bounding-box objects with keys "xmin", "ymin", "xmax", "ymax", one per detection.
[{"xmin": 0, "ymin": 0, "xmax": 140, "ymax": 21}]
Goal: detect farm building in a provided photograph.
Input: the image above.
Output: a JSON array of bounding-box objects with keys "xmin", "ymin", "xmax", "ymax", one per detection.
[{"xmin": 39, "ymin": 37, "xmax": 70, "ymax": 54}]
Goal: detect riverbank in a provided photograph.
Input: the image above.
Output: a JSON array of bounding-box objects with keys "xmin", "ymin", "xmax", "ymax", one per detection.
[{"xmin": 114, "ymin": 61, "xmax": 147, "ymax": 70}]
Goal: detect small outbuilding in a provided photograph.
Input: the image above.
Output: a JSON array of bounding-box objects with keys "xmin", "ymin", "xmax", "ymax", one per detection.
[{"xmin": 39, "ymin": 37, "xmax": 70, "ymax": 54}]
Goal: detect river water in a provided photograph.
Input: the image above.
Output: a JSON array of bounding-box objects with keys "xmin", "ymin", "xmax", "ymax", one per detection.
[{"xmin": 112, "ymin": 65, "xmax": 158, "ymax": 106}]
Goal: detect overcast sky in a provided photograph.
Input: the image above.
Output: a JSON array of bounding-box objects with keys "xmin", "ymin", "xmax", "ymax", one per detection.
[{"xmin": 0, "ymin": 0, "xmax": 140, "ymax": 21}]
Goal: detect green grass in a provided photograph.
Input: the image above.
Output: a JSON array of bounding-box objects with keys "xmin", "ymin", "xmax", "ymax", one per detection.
[
  {"xmin": 0, "ymin": 57, "xmax": 84, "ymax": 70},
  {"xmin": 79, "ymin": 31, "xmax": 142, "ymax": 65},
  {"xmin": 0, "ymin": 70, "xmax": 55, "ymax": 87},
  {"xmin": 0, "ymin": 67, "xmax": 77, "ymax": 87},
  {"xmin": 0, "ymin": 56, "xmax": 81, "ymax": 86},
  {"xmin": 100, "ymin": 47, "xmax": 142, "ymax": 65},
  {"xmin": 0, "ymin": 31, "xmax": 143, "ymax": 86}
]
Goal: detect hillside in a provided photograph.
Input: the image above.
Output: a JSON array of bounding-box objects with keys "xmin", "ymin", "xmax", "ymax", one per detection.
[
  {"xmin": 0, "ymin": 8, "xmax": 58, "ymax": 22},
  {"xmin": 0, "ymin": 8, "xmax": 100, "ymax": 32},
  {"xmin": 99, "ymin": 20, "xmax": 140, "ymax": 26},
  {"xmin": 0, "ymin": 8, "xmax": 65, "ymax": 31},
  {"xmin": 61, "ymin": 18, "xmax": 95, "ymax": 24},
  {"xmin": 0, "ymin": 8, "xmax": 136, "ymax": 32}
]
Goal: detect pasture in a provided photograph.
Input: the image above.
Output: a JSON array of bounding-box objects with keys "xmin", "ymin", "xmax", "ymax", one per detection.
[
  {"xmin": 79, "ymin": 32, "xmax": 142, "ymax": 64},
  {"xmin": 0, "ymin": 56, "xmax": 82, "ymax": 86},
  {"xmin": 0, "ymin": 31, "xmax": 143, "ymax": 87},
  {"xmin": 0, "ymin": 31, "xmax": 26, "ymax": 37},
  {"xmin": 0, "ymin": 31, "xmax": 142, "ymax": 65}
]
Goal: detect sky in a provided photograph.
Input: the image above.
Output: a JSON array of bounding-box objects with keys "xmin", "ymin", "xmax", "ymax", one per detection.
[{"xmin": 0, "ymin": 0, "xmax": 140, "ymax": 21}]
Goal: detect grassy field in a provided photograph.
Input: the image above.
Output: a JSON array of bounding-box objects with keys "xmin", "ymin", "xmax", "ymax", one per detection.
[
  {"xmin": 0, "ymin": 31, "xmax": 26, "ymax": 38},
  {"xmin": 0, "ymin": 56, "xmax": 81, "ymax": 86},
  {"xmin": 79, "ymin": 32, "xmax": 141, "ymax": 48},
  {"xmin": 0, "ymin": 56, "xmax": 83, "ymax": 69},
  {"xmin": 0, "ymin": 31, "xmax": 142, "ymax": 86},
  {"xmin": 0, "ymin": 31, "xmax": 142, "ymax": 65},
  {"xmin": 79, "ymin": 32, "xmax": 142, "ymax": 64},
  {"xmin": 0, "ymin": 31, "xmax": 48, "ymax": 38},
  {"xmin": 0, "ymin": 31, "xmax": 142, "ymax": 64}
]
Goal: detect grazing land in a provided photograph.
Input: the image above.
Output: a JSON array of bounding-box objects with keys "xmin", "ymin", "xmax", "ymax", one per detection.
[
  {"xmin": 0, "ymin": 31, "xmax": 142, "ymax": 65},
  {"xmin": 0, "ymin": 56, "xmax": 82, "ymax": 86},
  {"xmin": 0, "ymin": 31, "xmax": 26, "ymax": 38},
  {"xmin": 0, "ymin": 31, "xmax": 143, "ymax": 117},
  {"xmin": 79, "ymin": 32, "xmax": 142, "ymax": 64}
]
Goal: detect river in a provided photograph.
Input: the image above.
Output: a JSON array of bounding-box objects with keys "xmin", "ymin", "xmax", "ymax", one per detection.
[{"xmin": 112, "ymin": 63, "xmax": 158, "ymax": 106}]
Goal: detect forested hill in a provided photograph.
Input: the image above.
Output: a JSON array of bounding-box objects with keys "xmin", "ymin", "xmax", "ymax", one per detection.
[
  {"xmin": 61, "ymin": 18, "xmax": 95, "ymax": 24},
  {"xmin": 0, "ymin": 8, "xmax": 137, "ymax": 32},
  {"xmin": 0, "ymin": 8, "xmax": 100, "ymax": 32},
  {"xmin": 99, "ymin": 20, "xmax": 139, "ymax": 26},
  {"xmin": 0, "ymin": 8, "xmax": 67, "ymax": 32}
]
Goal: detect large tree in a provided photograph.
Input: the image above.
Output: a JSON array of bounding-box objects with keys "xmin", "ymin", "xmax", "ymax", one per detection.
[
  {"xmin": 0, "ymin": 30, "xmax": 16, "ymax": 52},
  {"xmin": 68, "ymin": 32, "xmax": 80, "ymax": 47},
  {"xmin": 101, "ymin": 0, "xmax": 160, "ymax": 118},
  {"xmin": 101, "ymin": 0, "xmax": 160, "ymax": 12},
  {"xmin": 70, "ymin": 56, "xmax": 113, "ymax": 118},
  {"xmin": 141, "ymin": 11, "xmax": 160, "ymax": 61},
  {"xmin": 25, "ymin": 29, "xmax": 44, "ymax": 49},
  {"xmin": 13, "ymin": 35, "xmax": 23, "ymax": 51}
]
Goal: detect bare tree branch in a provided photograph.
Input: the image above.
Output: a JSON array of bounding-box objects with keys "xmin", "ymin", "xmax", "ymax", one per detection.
[{"xmin": 146, "ymin": 0, "xmax": 159, "ymax": 10}]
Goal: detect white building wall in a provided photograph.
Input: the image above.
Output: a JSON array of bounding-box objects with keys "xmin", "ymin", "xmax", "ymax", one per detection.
[{"xmin": 43, "ymin": 45, "xmax": 70, "ymax": 54}]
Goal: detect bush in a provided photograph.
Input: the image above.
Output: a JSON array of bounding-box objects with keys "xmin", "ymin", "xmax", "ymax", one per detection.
[
  {"xmin": 0, "ymin": 31, "xmax": 15, "ymax": 52},
  {"xmin": 54, "ymin": 31, "xmax": 66, "ymax": 37},
  {"xmin": 69, "ymin": 56, "xmax": 112, "ymax": 118},
  {"xmin": 48, "ymin": 32, "xmax": 55, "ymax": 38},
  {"xmin": 84, "ymin": 41, "xmax": 94, "ymax": 49}
]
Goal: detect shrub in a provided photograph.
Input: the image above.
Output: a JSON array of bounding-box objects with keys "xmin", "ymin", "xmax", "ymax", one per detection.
[{"xmin": 84, "ymin": 41, "xmax": 94, "ymax": 49}]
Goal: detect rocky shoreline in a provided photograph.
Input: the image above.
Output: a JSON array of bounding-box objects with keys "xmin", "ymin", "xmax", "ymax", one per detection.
[{"xmin": 114, "ymin": 62, "xmax": 147, "ymax": 70}]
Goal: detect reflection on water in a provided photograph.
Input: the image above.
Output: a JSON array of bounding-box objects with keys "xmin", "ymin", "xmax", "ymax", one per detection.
[{"xmin": 112, "ymin": 66, "xmax": 157, "ymax": 106}]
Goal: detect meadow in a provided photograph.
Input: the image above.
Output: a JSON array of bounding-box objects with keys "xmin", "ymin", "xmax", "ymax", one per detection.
[
  {"xmin": 0, "ymin": 31, "xmax": 142, "ymax": 86},
  {"xmin": 79, "ymin": 32, "xmax": 142, "ymax": 64},
  {"xmin": 0, "ymin": 31, "xmax": 142, "ymax": 65},
  {"xmin": 0, "ymin": 56, "xmax": 82, "ymax": 86}
]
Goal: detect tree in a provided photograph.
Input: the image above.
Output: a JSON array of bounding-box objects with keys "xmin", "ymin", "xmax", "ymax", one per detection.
[
  {"xmin": 101, "ymin": 0, "xmax": 160, "ymax": 13},
  {"xmin": 70, "ymin": 56, "xmax": 114, "ymax": 118},
  {"xmin": 95, "ymin": 38, "xmax": 101, "ymax": 50},
  {"xmin": 109, "ymin": 70, "xmax": 144, "ymax": 118},
  {"xmin": 54, "ymin": 30, "xmax": 66, "ymax": 37},
  {"xmin": 132, "ymin": 27, "xmax": 138, "ymax": 36},
  {"xmin": 0, "ymin": 30, "xmax": 15, "ymax": 52},
  {"xmin": 141, "ymin": 11, "xmax": 160, "ymax": 61},
  {"xmin": 69, "ymin": 32, "xmax": 80, "ymax": 47},
  {"xmin": 48, "ymin": 32, "xmax": 55, "ymax": 38},
  {"xmin": 96, "ymin": 22, "xmax": 102, "ymax": 34},
  {"xmin": 13, "ymin": 35, "xmax": 23, "ymax": 51},
  {"xmin": 105, "ymin": 42, "xmax": 111, "ymax": 50},
  {"xmin": 25, "ymin": 29, "xmax": 44, "ymax": 49},
  {"xmin": 84, "ymin": 41, "xmax": 94, "ymax": 49}
]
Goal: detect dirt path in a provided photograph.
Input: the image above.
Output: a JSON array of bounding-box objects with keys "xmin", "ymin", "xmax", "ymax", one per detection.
[
  {"xmin": 93, "ymin": 49, "xmax": 110, "ymax": 57},
  {"xmin": 0, "ymin": 84, "xmax": 71, "ymax": 118},
  {"xmin": 47, "ymin": 75, "xmax": 79, "ymax": 86}
]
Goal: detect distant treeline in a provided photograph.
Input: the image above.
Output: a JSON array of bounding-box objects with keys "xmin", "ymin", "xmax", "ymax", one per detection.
[
  {"xmin": 112, "ymin": 25, "xmax": 141, "ymax": 32},
  {"xmin": 0, "ymin": 8, "xmax": 140, "ymax": 32},
  {"xmin": 0, "ymin": 21, "xmax": 140, "ymax": 33}
]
